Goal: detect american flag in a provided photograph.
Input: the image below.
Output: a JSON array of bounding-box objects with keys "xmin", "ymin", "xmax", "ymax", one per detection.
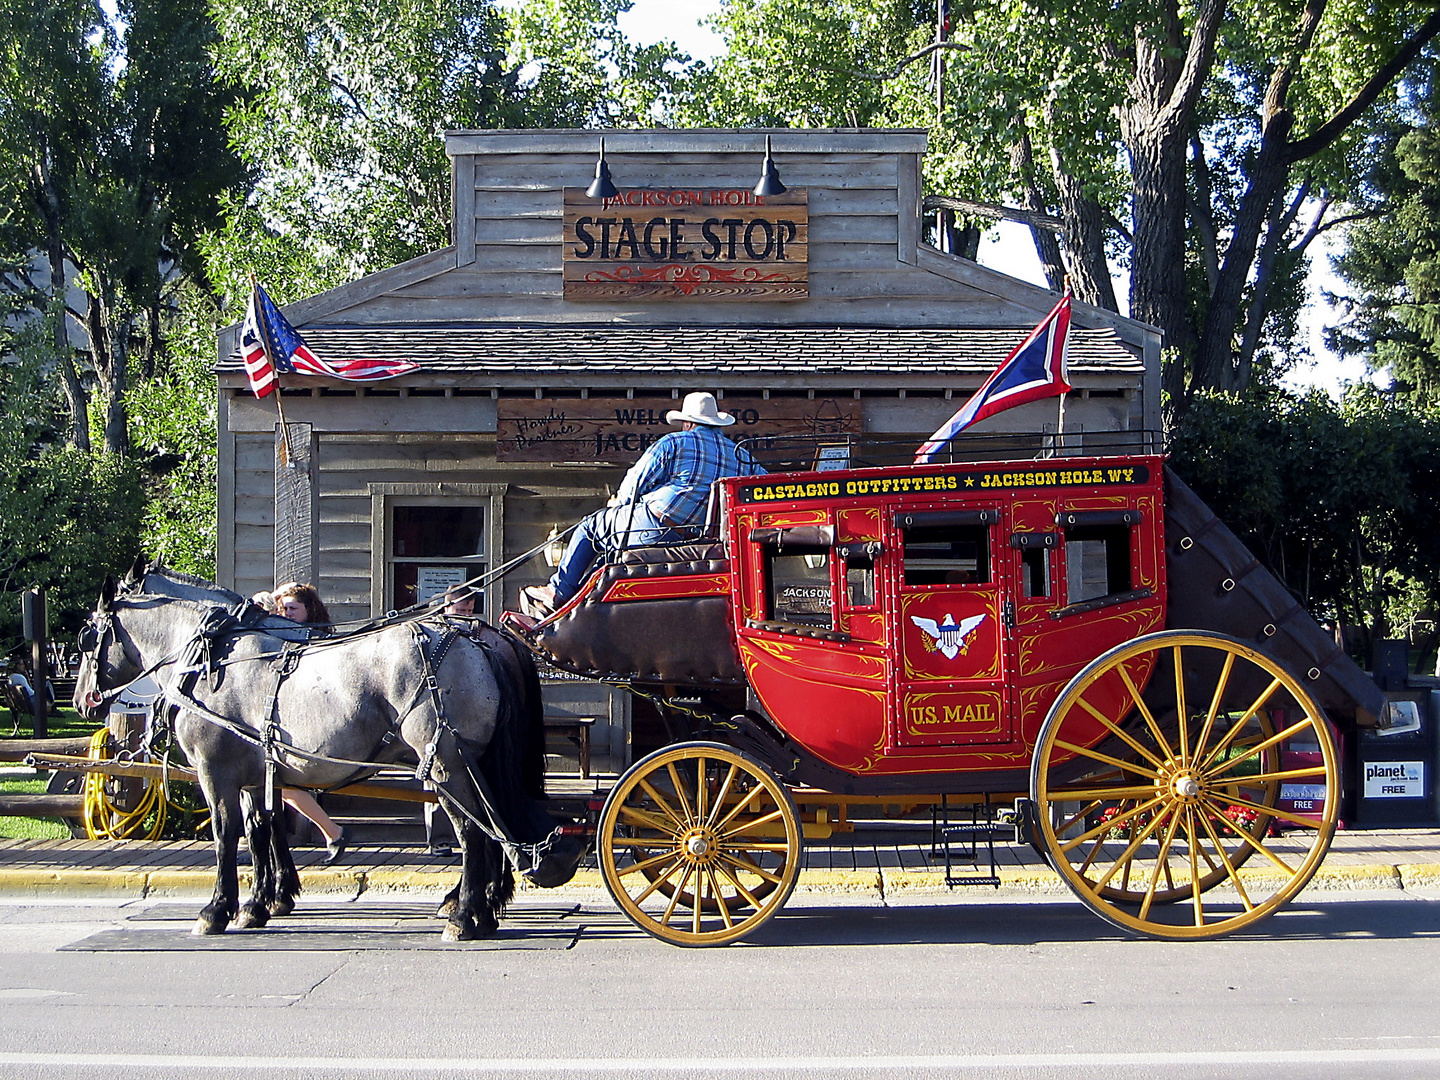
[{"xmin": 240, "ymin": 283, "xmax": 418, "ymax": 398}]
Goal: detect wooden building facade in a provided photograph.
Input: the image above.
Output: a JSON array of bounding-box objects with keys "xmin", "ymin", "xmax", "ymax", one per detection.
[{"xmin": 215, "ymin": 128, "xmax": 1162, "ymax": 770}]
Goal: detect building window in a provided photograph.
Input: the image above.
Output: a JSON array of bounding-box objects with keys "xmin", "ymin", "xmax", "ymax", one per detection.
[{"xmin": 370, "ymin": 483, "xmax": 506, "ymax": 617}]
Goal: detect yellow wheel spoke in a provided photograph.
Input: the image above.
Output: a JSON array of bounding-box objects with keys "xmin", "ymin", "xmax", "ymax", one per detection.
[
  {"xmin": 1192, "ymin": 650, "xmax": 1236, "ymax": 765},
  {"xmin": 637, "ymin": 777, "xmax": 686, "ymax": 830},
  {"xmin": 1212, "ymin": 765, "xmax": 1327, "ymax": 786},
  {"xmin": 713, "ymin": 787, "xmax": 766, "ymax": 834},
  {"xmin": 1091, "ymin": 806, "xmax": 1172, "ymax": 892},
  {"xmin": 722, "ymin": 842, "xmax": 792, "ymax": 852},
  {"xmin": 1218, "ymin": 790, "xmax": 1327, "ymax": 831},
  {"xmin": 1075, "ymin": 696, "xmax": 1166, "ymax": 770},
  {"xmin": 1054, "ymin": 739, "xmax": 1161, "ymax": 780},
  {"xmin": 706, "ymin": 765, "xmax": 740, "ymax": 829},
  {"xmin": 692, "ymin": 871, "xmax": 704, "ymax": 935},
  {"xmin": 1173, "ymin": 645, "xmax": 1189, "ymax": 767},
  {"xmin": 1058, "ymin": 794, "xmax": 1168, "ymax": 854},
  {"xmin": 720, "ymin": 852, "xmax": 785, "ymax": 885},
  {"xmin": 1138, "ymin": 809, "xmax": 1184, "ymax": 920},
  {"xmin": 633, "ymin": 856, "xmax": 687, "ymax": 906},
  {"xmin": 1203, "ymin": 799, "xmax": 1297, "ymax": 874},
  {"xmin": 1187, "ymin": 809, "xmax": 1204, "ymax": 927},
  {"xmin": 1055, "ymin": 799, "xmax": 1105, "ymax": 836},
  {"xmin": 1048, "ymin": 785, "xmax": 1158, "ymax": 804},
  {"xmin": 1196, "ymin": 807, "xmax": 1254, "ymax": 911},
  {"xmin": 665, "ymin": 763, "xmax": 695, "ymax": 823},
  {"xmin": 1197, "ymin": 681, "xmax": 1283, "ymax": 769},
  {"xmin": 721, "ymin": 807, "xmax": 785, "ymax": 839},
  {"xmin": 1205, "ymin": 718, "xmax": 1324, "ymax": 779},
  {"xmin": 716, "ymin": 860, "xmax": 764, "ymax": 909},
  {"xmin": 1116, "ymin": 662, "xmax": 1176, "ymax": 761},
  {"xmin": 695, "ymin": 755, "xmax": 707, "ymax": 822},
  {"xmin": 619, "ymin": 804, "xmax": 682, "ymax": 836},
  {"xmin": 705, "ymin": 868, "xmax": 734, "ymax": 930},
  {"xmin": 615, "ymin": 849, "xmax": 683, "ymax": 880}
]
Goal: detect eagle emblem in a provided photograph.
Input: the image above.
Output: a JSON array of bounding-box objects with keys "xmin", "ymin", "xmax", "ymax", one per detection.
[{"xmin": 910, "ymin": 613, "xmax": 987, "ymax": 660}]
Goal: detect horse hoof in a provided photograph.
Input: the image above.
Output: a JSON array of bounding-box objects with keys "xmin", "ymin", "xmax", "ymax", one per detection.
[
  {"xmin": 192, "ymin": 915, "xmax": 229, "ymax": 936},
  {"xmin": 442, "ymin": 920, "xmax": 474, "ymax": 942},
  {"xmin": 434, "ymin": 897, "xmax": 457, "ymax": 919},
  {"xmin": 235, "ymin": 903, "xmax": 270, "ymax": 930},
  {"xmin": 268, "ymin": 897, "xmax": 294, "ymax": 918}
]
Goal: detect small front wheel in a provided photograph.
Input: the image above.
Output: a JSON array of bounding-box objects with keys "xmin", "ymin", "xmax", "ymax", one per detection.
[{"xmin": 597, "ymin": 742, "xmax": 802, "ymax": 947}]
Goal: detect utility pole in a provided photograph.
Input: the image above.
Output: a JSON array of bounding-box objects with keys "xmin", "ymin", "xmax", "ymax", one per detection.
[{"xmin": 21, "ymin": 588, "xmax": 48, "ymax": 739}]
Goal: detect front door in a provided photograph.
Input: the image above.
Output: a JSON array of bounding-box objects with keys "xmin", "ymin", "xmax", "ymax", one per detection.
[{"xmin": 890, "ymin": 506, "xmax": 1011, "ymax": 747}]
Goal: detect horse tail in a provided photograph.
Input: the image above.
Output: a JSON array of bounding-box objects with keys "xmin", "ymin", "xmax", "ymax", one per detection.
[{"xmin": 473, "ymin": 626, "xmax": 553, "ymax": 843}]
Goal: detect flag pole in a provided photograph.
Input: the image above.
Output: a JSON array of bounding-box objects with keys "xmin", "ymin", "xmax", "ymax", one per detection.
[
  {"xmin": 1054, "ymin": 278, "xmax": 1072, "ymax": 458},
  {"xmin": 251, "ymin": 276, "xmax": 293, "ymax": 468}
]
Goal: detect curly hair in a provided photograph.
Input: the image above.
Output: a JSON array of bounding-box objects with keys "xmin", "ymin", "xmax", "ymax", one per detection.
[{"xmin": 272, "ymin": 581, "xmax": 331, "ymax": 625}]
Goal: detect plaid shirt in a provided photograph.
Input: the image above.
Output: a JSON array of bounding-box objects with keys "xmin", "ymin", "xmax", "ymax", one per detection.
[{"xmin": 615, "ymin": 425, "xmax": 765, "ymax": 527}]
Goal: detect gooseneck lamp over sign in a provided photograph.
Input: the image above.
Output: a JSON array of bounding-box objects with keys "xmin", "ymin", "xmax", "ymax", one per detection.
[
  {"xmin": 753, "ymin": 135, "xmax": 787, "ymax": 197},
  {"xmin": 586, "ymin": 137, "xmax": 621, "ymax": 200}
]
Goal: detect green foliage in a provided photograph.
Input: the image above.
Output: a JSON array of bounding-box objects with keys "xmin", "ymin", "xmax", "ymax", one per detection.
[
  {"xmin": 1331, "ymin": 63, "xmax": 1440, "ymax": 398},
  {"xmin": 127, "ymin": 286, "xmax": 220, "ymax": 579},
  {"xmin": 1169, "ymin": 388, "xmax": 1440, "ymax": 641}
]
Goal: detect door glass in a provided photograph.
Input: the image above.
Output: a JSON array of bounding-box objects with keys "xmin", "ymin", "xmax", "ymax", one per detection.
[
  {"xmin": 901, "ymin": 524, "xmax": 990, "ymax": 586},
  {"xmin": 768, "ymin": 548, "xmax": 832, "ymax": 628}
]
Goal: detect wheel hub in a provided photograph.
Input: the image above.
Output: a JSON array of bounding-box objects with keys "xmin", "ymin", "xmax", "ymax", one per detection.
[
  {"xmin": 682, "ymin": 828, "xmax": 716, "ymax": 864},
  {"xmin": 1170, "ymin": 772, "xmax": 1202, "ymax": 802}
]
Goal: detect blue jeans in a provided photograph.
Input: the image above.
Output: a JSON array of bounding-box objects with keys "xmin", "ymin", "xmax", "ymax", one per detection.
[{"xmin": 548, "ymin": 501, "xmax": 674, "ymax": 603}]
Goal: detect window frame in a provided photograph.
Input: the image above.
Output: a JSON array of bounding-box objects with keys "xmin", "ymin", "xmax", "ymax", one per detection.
[{"xmin": 369, "ymin": 482, "xmax": 507, "ymax": 617}]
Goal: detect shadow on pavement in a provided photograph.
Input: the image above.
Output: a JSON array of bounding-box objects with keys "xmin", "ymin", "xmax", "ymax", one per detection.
[{"xmin": 738, "ymin": 895, "xmax": 1440, "ymax": 948}]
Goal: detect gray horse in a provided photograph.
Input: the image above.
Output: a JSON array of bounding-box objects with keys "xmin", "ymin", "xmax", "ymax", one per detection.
[{"xmin": 75, "ymin": 573, "xmax": 580, "ymax": 940}]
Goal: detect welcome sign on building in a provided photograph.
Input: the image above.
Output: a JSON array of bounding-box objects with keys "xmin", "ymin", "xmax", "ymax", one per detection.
[{"xmin": 563, "ymin": 188, "xmax": 808, "ymax": 300}]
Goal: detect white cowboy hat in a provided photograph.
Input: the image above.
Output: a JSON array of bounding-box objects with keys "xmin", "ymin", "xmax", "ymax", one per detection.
[{"xmin": 665, "ymin": 391, "xmax": 735, "ymax": 427}]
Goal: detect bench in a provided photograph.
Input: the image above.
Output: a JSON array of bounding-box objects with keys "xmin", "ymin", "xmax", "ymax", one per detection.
[{"xmin": 542, "ymin": 716, "xmax": 595, "ymax": 779}]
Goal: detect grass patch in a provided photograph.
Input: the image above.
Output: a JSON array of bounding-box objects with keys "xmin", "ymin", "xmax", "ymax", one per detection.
[
  {"xmin": 0, "ymin": 777, "xmax": 71, "ymax": 840},
  {"xmin": 1, "ymin": 707, "xmax": 101, "ymax": 742}
]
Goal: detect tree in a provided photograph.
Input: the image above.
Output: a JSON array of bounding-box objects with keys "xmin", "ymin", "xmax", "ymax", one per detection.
[
  {"xmin": 0, "ymin": 0, "xmax": 247, "ymax": 455},
  {"xmin": 1329, "ymin": 61, "xmax": 1440, "ymax": 397},
  {"xmin": 1168, "ymin": 387, "xmax": 1440, "ymax": 648},
  {"xmin": 683, "ymin": 0, "xmax": 1440, "ymax": 407},
  {"xmin": 205, "ymin": 0, "xmax": 690, "ymax": 303}
]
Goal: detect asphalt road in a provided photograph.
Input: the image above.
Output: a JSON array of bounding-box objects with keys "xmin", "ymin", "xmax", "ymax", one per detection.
[{"xmin": 0, "ymin": 889, "xmax": 1437, "ymax": 1079}]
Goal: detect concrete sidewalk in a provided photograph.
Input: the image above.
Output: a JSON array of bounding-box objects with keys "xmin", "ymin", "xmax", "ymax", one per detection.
[{"xmin": 3, "ymin": 824, "xmax": 1439, "ymax": 901}]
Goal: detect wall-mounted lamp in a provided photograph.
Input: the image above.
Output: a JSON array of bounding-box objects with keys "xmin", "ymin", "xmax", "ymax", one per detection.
[
  {"xmin": 586, "ymin": 136, "xmax": 621, "ymax": 200},
  {"xmin": 544, "ymin": 525, "xmax": 569, "ymax": 568},
  {"xmin": 753, "ymin": 135, "xmax": 787, "ymax": 197}
]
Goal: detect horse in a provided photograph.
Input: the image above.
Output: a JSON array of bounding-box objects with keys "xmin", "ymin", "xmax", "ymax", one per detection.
[{"xmin": 75, "ymin": 573, "xmax": 581, "ymax": 941}]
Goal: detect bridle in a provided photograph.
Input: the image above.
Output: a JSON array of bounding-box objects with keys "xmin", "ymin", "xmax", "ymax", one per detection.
[{"xmin": 75, "ymin": 605, "xmax": 182, "ymax": 717}]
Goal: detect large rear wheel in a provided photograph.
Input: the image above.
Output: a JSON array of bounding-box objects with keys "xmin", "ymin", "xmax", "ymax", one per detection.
[
  {"xmin": 1031, "ymin": 631, "xmax": 1338, "ymax": 940},
  {"xmin": 597, "ymin": 742, "xmax": 802, "ymax": 947}
]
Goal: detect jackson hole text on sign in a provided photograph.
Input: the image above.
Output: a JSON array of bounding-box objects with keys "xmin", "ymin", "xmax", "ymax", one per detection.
[
  {"xmin": 562, "ymin": 188, "xmax": 808, "ymax": 301},
  {"xmin": 496, "ymin": 396, "xmax": 860, "ymax": 463}
]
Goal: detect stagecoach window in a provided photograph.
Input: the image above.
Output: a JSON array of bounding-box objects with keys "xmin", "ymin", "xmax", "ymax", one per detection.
[
  {"xmin": 845, "ymin": 553, "xmax": 875, "ymax": 607},
  {"xmin": 767, "ymin": 547, "xmax": 833, "ymax": 628},
  {"xmin": 1021, "ymin": 547, "xmax": 1049, "ymax": 598},
  {"xmin": 1063, "ymin": 524, "xmax": 1131, "ymax": 603},
  {"xmin": 900, "ymin": 524, "xmax": 990, "ymax": 587}
]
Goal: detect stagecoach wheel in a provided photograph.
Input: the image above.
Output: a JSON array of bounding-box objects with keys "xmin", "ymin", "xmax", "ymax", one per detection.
[
  {"xmin": 597, "ymin": 741, "xmax": 802, "ymax": 947},
  {"xmin": 1031, "ymin": 630, "xmax": 1338, "ymax": 940}
]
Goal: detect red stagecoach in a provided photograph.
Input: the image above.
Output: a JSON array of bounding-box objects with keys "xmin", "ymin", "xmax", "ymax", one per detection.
[{"xmin": 510, "ymin": 435, "xmax": 1387, "ymax": 946}]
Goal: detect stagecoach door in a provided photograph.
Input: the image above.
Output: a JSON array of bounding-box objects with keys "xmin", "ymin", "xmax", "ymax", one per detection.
[{"xmin": 890, "ymin": 506, "xmax": 1012, "ymax": 747}]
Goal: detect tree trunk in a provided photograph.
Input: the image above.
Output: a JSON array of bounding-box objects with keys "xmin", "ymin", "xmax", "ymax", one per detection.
[
  {"xmin": 82, "ymin": 288, "xmax": 131, "ymax": 458},
  {"xmin": 1045, "ymin": 122, "xmax": 1117, "ymax": 309},
  {"xmin": 1126, "ymin": 129, "xmax": 1195, "ymax": 362},
  {"xmin": 35, "ymin": 157, "xmax": 89, "ymax": 452},
  {"xmin": 1011, "ymin": 128, "xmax": 1067, "ymax": 292}
]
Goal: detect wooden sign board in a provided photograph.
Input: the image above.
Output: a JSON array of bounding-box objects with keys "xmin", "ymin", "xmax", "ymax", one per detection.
[
  {"xmin": 498, "ymin": 396, "xmax": 859, "ymax": 463},
  {"xmin": 562, "ymin": 188, "xmax": 808, "ymax": 301}
]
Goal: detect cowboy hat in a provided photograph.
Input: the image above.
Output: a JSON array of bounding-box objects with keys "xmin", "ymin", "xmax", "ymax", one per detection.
[{"xmin": 665, "ymin": 391, "xmax": 735, "ymax": 427}]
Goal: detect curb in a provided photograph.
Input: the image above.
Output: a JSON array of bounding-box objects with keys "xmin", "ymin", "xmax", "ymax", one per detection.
[{"xmin": 0, "ymin": 861, "xmax": 1432, "ymax": 901}]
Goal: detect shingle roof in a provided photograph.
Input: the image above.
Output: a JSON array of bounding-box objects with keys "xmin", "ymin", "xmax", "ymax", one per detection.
[{"xmin": 218, "ymin": 324, "xmax": 1142, "ymax": 378}]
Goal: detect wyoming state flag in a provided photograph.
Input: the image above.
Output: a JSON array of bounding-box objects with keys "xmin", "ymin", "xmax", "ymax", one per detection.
[{"xmin": 915, "ymin": 294, "xmax": 1072, "ymax": 464}]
